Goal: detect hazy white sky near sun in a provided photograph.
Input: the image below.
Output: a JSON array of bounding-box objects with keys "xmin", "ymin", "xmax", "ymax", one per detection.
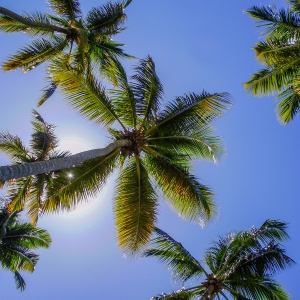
[{"xmin": 0, "ymin": 0, "xmax": 299, "ymax": 299}]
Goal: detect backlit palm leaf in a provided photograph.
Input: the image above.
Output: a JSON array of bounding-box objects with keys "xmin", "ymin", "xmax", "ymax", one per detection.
[
  {"xmin": 43, "ymin": 149, "xmax": 120, "ymax": 214},
  {"xmin": 2, "ymin": 36, "xmax": 68, "ymax": 72},
  {"xmin": 144, "ymin": 149, "xmax": 215, "ymax": 222},
  {"xmin": 0, "ymin": 12, "xmax": 54, "ymax": 35},
  {"xmin": 50, "ymin": 62, "xmax": 122, "ymax": 128},
  {"xmin": 147, "ymin": 92, "xmax": 231, "ymax": 135},
  {"xmin": 48, "ymin": 0, "xmax": 81, "ymax": 19},
  {"xmin": 114, "ymin": 156, "xmax": 158, "ymax": 253},
  {"xmin": 132, "ymin": 56, "xmax": 163, "ymax": 129}
]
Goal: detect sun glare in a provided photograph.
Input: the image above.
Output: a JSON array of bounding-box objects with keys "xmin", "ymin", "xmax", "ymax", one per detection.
[{"xmin": 56, "ymin": 136, "xmax": 112, "ymax": 220}]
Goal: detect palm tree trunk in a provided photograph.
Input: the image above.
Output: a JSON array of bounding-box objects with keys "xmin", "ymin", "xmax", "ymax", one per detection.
[
  {"xmin": 0, "ymin": 6, "xmax": 70, "ymax": 34},
  {"xmin": 200, "ymin": 285, "xmax": 215, "ymax": 300},
  {"xmin": 0, "ymin": 139, "xmax": 131, "ymax": 182}
]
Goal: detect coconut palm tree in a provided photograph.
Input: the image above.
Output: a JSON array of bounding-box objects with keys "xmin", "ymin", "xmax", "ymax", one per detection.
[
  {"xmin": 0, "ymin": 0, "xmax": 133, "ymax": 104},
  {"xmin": 0, "ymin": 57, "xmax": 231, "ymax": 253},
  {"xmin": 0, "ymin": 110, "xmax": 73, "ymax": 225},
  {"xmin": 0, "ymin": 204, "xmax": 52, "ymax": 291},
  {"xmin": 244, "ymin": 1, "xmax": 300, "ymax": 124},
  {"xmin": 144, "ymin": 220, "xmax": 295, "ymax": 300}
]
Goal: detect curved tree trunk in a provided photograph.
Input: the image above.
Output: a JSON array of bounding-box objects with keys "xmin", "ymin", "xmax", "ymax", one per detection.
[
  {"xmin": 0, "ymin": 139, "xmax": 131, "ymax": 182},
  {"xmin": 0, "ymin": 6, "xmax": 70, "ymax": 34},
  {"xmin": 200, "ymin": 285, "xmax": 215, "ymax": 300}
]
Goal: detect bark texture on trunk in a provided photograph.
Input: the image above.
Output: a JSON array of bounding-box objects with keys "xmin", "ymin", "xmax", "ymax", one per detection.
[
  {"xmin": 0, "ymin": 6, "xmax": 70, "ymax": 34},
  {"xmin": 200, "ymin": 285, "xmax": 215, "ymax": 300},
  {"xmin": 0, "ymin": 140, "xmax": 131, "ymax": 182}
]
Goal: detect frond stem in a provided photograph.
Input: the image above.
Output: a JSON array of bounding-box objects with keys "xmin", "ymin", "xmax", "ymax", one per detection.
[{"xmin": 0, "ymin": 6, "xmax": 70, "ymax": 35}]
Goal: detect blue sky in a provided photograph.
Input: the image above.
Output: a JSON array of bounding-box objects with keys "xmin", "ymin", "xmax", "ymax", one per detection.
[{"xmin": 0, "ymin": 0, "xmax": 299, "ymax": 299}]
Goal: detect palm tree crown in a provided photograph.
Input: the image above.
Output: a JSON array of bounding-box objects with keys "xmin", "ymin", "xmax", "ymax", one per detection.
[
  {"xmin": 0, "ymin": 110, "xmax": 72, "ymax": 225},
  {"xmin": 0, "ymin": 56, "xmax": 231, "ymax": 254},
  {"xmin": 47, "ymin": 56, "xmax": 231, "ymax": 253},
  {"xmin": 143, "ymin": 220, "xmax": 295, "ymax": 300},
  {"xmin": 0, "ymin": 0, "xmax": 132, "ymax": 104},
  {"xmin": 0, "ymin": 204, "xmax": 51, "ymax": 291},
  {"xmin": 244, "ymin": 1, "xmax": 300, "ymax": 123}
]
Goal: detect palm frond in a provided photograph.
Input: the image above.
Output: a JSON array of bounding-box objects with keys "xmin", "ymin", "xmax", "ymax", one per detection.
[
  {"xmin": 0, "ymin": 132, "xmax": 29, "ymax": 163},
  {"xmin": 6, "ymin": 177, "xmax": 32, "ymax": 213},
  {"xmin": 244, "ymin": 66, "xmax": 297, "ymax": 96},
  {"xmin": 147, "ymin": 125, "xmax": 223, "ymax": 162},
  {"xmin": 2, "ymin": 36, "xmax": 68, "ymax": 72},
  {"xmin": 0, "ymin": 244, "xmax": 37, "ymax": 272},
  {"xmin": 147, "ymin": 92, "xmax": 231, "ymax": 135},
  {"xmin": 224, "ymin": 277, "xmax": 290, "ymax": 300},
  {"xmin": 143, "ymin": 228, "xmax": 207, "ymax": 282},
  {"xmin": 13, "ymin": 271, "xmax": 26, "ymax": 291},
  {"xmin": 30, "ymin": 110, "xmax": 58, "ymax": 158},
  {"xmin": 245, "ymin": 5, "xmax": 300, "ymax": 38},
  {"xmin": 48, "ymin": 0, "xmax": 81, "ymax": 19},
  {"xmin": 0, "ymin": 12, "xmax": 54, "ymax": 35},
  {"xmin": 6, "ymin": 223, "xmax": 51, "ymax": 249},
  {"xmin": 114, "ymin": 156, "xmax": 158, "ymax": 254},
  {"xmin": 151, "ymin": 289, "xmax": 200, "ymax": 300},
  {"xmin": 37, "ymin": 81, "xmax": 57, "ymax": 106},
  {"xmin": 253, "ymin": 39, "xmax": 300, "ymax": 65},
  {"xmin": 132, "ymin": 56, "xmax": 163, "ymax": 130},
  {"xmin": 85, "ymin": 2, "xmax": 127, "ymax": 34},
  {"xmin": 42, "ymin": 149, "xmax": 119, "ymax": 214},
  {"xmin": 276, "ymin": 86, "xmax": 300, "ymax": 123},
  {"xmin": 288, "ymin": 0, "xmax": 300, "ymax": 12},
  {"xmin": 107, "ymin": 59, "xmax": 137, "ymax": 128},
  {"xmin": 144, "ymin": 149, "xmax": 215, "ymax": 223},
  {"xmin": 49, "ymin": 61, "xmax": 124, "ymax": 129}
]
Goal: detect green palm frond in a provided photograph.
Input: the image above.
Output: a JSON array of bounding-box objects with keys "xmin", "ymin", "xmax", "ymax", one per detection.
[
  {"xmin": 2, "ymin": 36, "xmax": 68, "ymax": 72},
  {"xmin": 48, "ymin": 0, "xmax": 81, "ymax": 19},
  {"xmin": 245, "ymin": 2, "xmax": 300, "ymax": 123},
  {"xmin": 288, "ymin": 0, "xmax": 300, "ymax": 12},
  {"xmin": 7, "ymin": 177, "xmax": 32, "ymax": 213},
  {"xmin": 42, "ymin": 149, "xmax": 120, "ymax": 214},
  {"xmin": 224, "ymin": 277, "xmax": 290, "ymax": 300},
  {"xmin": 0, "ymin": 12, "xmax": 54, "ymax": 35},
  {"xmin": 85, "ymin": 2, "xmax": 127, "ymax": 34},
  {"xmin": 0, "ymin": 132, "xmax": 29, "ymax": 164},
  {"xmin": 49, "ymin": 62, "xmax": 124, "ymax": 128},
  {"xmin": 114, "ymin": 156, "xmax": 158, "ymax": 254},
  {"xmin": 89, "ymin": 36, "xmax": 133, "ymax": 61},
  {"xmin": 0, "ymin": 244, "xmax": 37, "ymax": 272},
  {"xmin": 244, "ymin": 5, "xmax": 299, "ymax": 38},
  {"xmin": 5, "ymin": 223, "xmax": 51, "ymax": 249},
  {"xmin": 277, "ymin": 86, "xmax": 300, "ymax": 123},
  {"xmin": 254, "ymin": 39, "xmax": 300, "ymax": 65},
  {"xmin": 147, "ymin": 92, "xmax": 231, "ymax": 135},
  {"xmin": 144, "ymin": 149, "xmax": 215, "ymax": 223},
  {"xmin": 147, "ymin": 126, "xmax": 223, "ymax": 162},
  {"xmin": 108, "ymin": 60, "xmax": 137, "ymax": 127},
  {"xmin": 143, "ymin": 228, "xmax": 207, "ymax": 282},
  {"xmin": 244, "ymin": 66, "xmax": 297, "ymax": 96},
  {"xmin": 132, "ymin": 56, "xmax": 163, "ymax": 129}
]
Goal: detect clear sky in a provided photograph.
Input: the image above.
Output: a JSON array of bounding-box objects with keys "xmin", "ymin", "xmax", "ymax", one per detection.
[{"xmin": 0, "ymin": 0, "xmax": 299, "ymax": 299}]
